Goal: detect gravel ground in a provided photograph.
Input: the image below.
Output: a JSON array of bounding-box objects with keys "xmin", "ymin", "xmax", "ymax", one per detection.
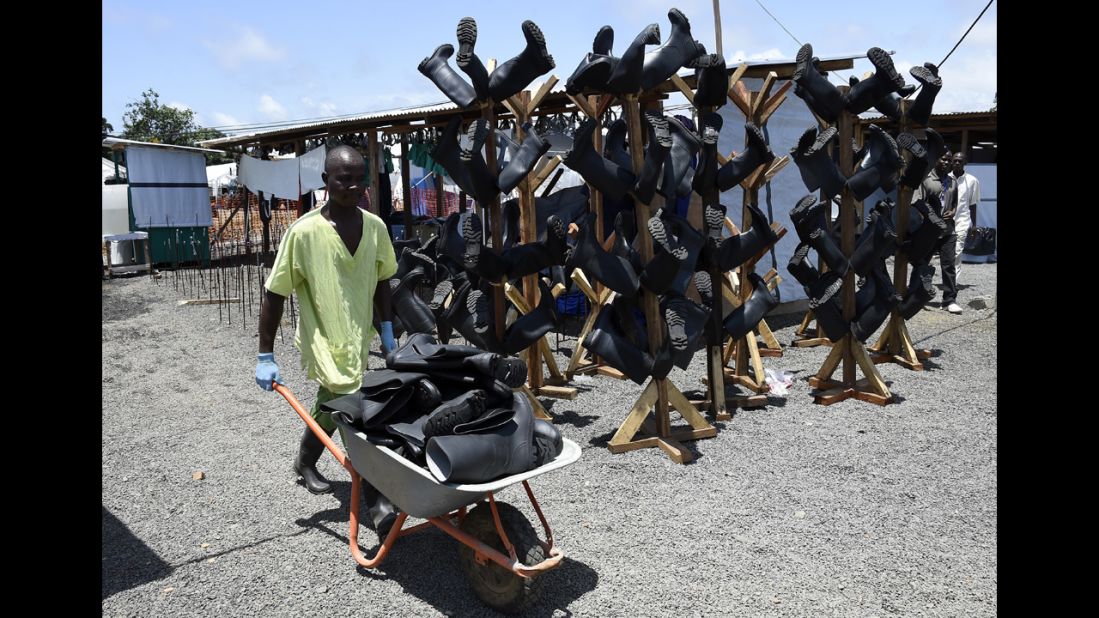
[{"xmin": 102, "ymin": 261, "xmax": 997, "ymax": 617}]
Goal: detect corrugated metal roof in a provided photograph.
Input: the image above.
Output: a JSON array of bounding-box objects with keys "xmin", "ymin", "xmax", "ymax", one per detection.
[
  {"xmin": 103, "ymin": 136, "xmax": 226, "ymax": 154},
  {"xmin": 199, "ymin": 53, "xmax": 864, "ymax": 148}
]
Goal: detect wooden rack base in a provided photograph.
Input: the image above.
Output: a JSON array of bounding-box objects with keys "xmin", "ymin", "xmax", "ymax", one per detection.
[
  {"xmin": 791, "ymin": 310, "xmax": 832, "ymax": 348},
  {"xmin": 807, "ymin": 334, "xmax": 894, "ymax": 406},
  {"xmin": 608, "ymin": 379, "xmax": 717, "ymax": 464},
  {"xmin": 867, "ymin": 313, "xmax": 931, "ymax": 371}
]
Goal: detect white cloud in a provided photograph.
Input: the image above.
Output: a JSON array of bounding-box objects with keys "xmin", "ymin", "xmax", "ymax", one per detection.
[
  {"xmin": 934, "ymin": 50, "xmax": 997, "ymax": 113},
  {"xmin": 728, "ymin": 48, "xmax": 786, "ymax": 62},
  {"xmin": 301, "ymin": 97, "xmax": 339, "ymax": 117},
  {"xmin": 204, "ymin": 27, "xmax": 284, "ymax": 70},
  {"xmin": 167, "ymin": 101, "xmax": 191, "ymax": 112},
  {"xmin": 258, "ymin": 95, "xmax": 288, "ymax": 120},
  {"xmin": 212, "ymin": 112, "xmax": 243, "ymax": 127}
]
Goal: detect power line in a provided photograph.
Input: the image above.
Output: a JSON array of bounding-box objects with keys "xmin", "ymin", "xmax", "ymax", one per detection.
[
  {"xmin": 938, "ymin": 0, "xmax": 995, "ymax": 69},
  {"xmin": 753, "ymin": 0, "xmax": 800, "ymax": 47}
]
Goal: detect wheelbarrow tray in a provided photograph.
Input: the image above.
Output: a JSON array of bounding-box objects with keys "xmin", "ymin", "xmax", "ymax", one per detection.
[{"xmin": 338, "ymin": 419, "xmax": 582, "ymax": 520}]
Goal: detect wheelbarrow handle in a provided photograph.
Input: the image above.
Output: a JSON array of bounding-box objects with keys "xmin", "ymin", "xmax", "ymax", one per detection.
[{"xmin": 272, "ymin": 383, "xmax": 354, "ymax": 472}]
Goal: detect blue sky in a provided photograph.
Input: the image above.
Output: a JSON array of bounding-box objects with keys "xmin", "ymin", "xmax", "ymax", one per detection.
[{"xmin": 102, "ymin": 0, "xmax": 996, "ymax": 135}]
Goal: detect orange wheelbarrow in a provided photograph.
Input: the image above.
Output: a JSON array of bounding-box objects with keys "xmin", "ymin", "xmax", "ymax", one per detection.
[{"xmin": 273, "ymin": 383, "xmax": 581, "ymax": 613}]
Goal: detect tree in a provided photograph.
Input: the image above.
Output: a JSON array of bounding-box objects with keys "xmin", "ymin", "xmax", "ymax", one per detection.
[
  {"xmin": 102, "ymin": 117, "xmax": 114, "ymax": 137},
  {"xmin": 121, "ymin": 88, "xmax": 233, "ymax": 164}
]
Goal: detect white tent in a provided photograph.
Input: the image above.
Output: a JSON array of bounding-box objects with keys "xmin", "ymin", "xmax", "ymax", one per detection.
[{"xmin": 102, "ymin": 158, "xmax": 129, "ymax": 236}]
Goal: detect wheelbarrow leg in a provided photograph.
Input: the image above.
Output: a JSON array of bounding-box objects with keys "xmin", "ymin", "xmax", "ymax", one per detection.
[{"xmin": 349, "ymin": 473, "xmax": 408, "ymax": 568}]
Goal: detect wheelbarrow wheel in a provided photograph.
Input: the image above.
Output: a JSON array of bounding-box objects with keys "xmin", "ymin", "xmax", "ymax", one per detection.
[{"xmin": 457, "ymin": 501, "xmax": 544, "ymax": 613}]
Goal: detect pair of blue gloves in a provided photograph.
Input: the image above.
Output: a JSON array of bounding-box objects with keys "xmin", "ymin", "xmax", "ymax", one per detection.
[{"xmin": 255, "ymin": 322, "xmax": 397, "ymax": 391}]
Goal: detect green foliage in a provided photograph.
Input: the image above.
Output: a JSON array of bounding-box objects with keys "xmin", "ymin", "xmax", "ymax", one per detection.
[{"xmin": 121, "ymin": 88, "xmax": 234, "ymax": 164}]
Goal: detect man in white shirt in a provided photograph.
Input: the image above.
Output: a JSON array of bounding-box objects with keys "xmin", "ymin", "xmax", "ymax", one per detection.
[{"xmin": 949, "ymin": 153, "xmax": 980, "ymax": 305}]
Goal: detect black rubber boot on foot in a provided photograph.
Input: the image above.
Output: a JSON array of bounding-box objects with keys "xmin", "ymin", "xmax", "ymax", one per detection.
[{"xmin": 294, "ymin": 428, "xmax": 333, "ymax": 494}]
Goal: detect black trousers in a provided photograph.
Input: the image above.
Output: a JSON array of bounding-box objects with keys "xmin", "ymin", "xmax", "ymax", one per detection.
[{"xmin": 938, "ymin": 227, "xmax": 958, "ymax": 305}]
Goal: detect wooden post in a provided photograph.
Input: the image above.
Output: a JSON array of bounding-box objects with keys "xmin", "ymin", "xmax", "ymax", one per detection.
[
  {"xmin": 367, "ymin": 129, "xmax": 380, "ymax": 215},
  {"xmin": 400, "ymin": 133, "xmax": 414, "ymax": 239},
  {"xmin": 294, "ymin": 141, "xmax": 305, "ymax": 218},
  {"xmin": 481, "ymin": 102, "xmax": 507, "ymax": 345},
  {"xmin": 515, "ymin": 90, "xmax": 544, "ymax": 393}
]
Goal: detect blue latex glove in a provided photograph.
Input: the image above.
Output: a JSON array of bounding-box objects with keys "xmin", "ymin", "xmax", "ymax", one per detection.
[
  {"xmin": 256, "ymin": 352, "xmax": 282, "ymax": 391},
  {"xmin": 379, "ymin": 321, "xmax": 397, "ymax": 354}
]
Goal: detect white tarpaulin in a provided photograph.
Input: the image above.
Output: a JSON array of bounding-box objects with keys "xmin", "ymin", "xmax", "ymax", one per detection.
[
  {"xmin": 238, "ymin": 145, "xmax": 327, "ymax": 199},
  {"xmin": 126, "ymin": 146, "xmax": 212, "ymax": 228},
  {"xmin": 298, "ymin": 146, "xmax": 326, "ymax": 193}
]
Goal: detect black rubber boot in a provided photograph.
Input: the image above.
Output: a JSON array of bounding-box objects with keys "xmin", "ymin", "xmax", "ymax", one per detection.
[
  {"xmin": 603, "ymin": 118, "xmax": 635, "ymax": 172},
  {"xmin": 871, "ymin": 83, "xmax": 916, "ymax": 122},
  {"xmin": 723, "ymin": 273, "xmax": 779, "ymax": 339},
  {"xmin": 583, "ymin": 301, "xmax": 654, "ymax": 384},
  {"xmin": 851, "ymin": 268, "xmax": 901, "ymax": 342},
  {"xmin": 606, "ymin": 23, "xmax": 661, "ymax": 94},
  {"xmin": 418, "ymin": 43, "xmax": 478, "ymax": 108},
  {"xmin": 787, "ymin": 241, "xmax": 820, "ymax": 287},
  {"xmin": 532, "ymin": 419, "xmax": 563, "ymax": 466},
  {"xmin": 293, "ymin": 428, "xmax": 333, "ymax": 494},
  {"xmin": 461, "ymin": 119, "xmax": 500, "ymax": 205},
  {"xmin": 360, "ymin": 481, "xmax": 399, "ymax": 540},
  {"xmin": 502, "ymin": 279, "xmax": 559, "ymax": 354},
  {"xmin": 714, "ymin": 202, "xmax": 779, "ymax": 272},
  {"xmin": 498, "ymin": 122, "xmax": 552, "ymax": 193},
  {"xmin": 692, "ymin": 112, "xmax": 722, "ymax": 195},
  {"xmin": 806, "ymin": 271, "xmax": 848, "ymax": 342},
  {"xmin": 391, "ymin": 267, "xmax": 438, "ymax": 335},
  {"xmin": 440, "ymin": 280, "xmax": 497, "ymax": 351},
  {"xmin": 844, "ymin": 47, "xmax": 908, "ymax": 114},
  {"xmin": 640, "ymin": 210, "xmax": 702, "ymax": 295},
  {"xmin": 429, "ymin": 278, "xmax": 454, "ymax": 313},
  {"xmin": 488, "ymin": 20, "xmax": 555, "ymax": 102},
  {"xmin": 922, "ymin": 127, "xmax": 946, "ymax": 168},
  {"xmin": 455, "ymin": 17, "xmax": 490, "ymax": 102},
  {"xmin": 425, "ymin": 392, "xmax": 537, "ymax": 483},
  {"xmin": 790, "ymin": 126, "xmax": 845, "ymax": 200},
  {"xmin": 568, "ymin": 212, "xmax": 640, "ymax": 298},
  {"xmin": 663, "ymin": 293, "xmax": 710, "ymax": 352},
  {"xmin": 692, "ymin": 53, "xmax": 729, "ymax": 108},
  {"xmin": 659, "ymin": 115, "xmax": 702, "ymax": 199},
  {"xmin": 566, "ymin": 52, "xmax": 616, "ymax": 95},
  {"xmin": 716, "ymin": 123, "xmax": 775, "ymax": 191},
  {"xmin": 423, "ymin": 390, "xmax": 487, "ymax": 438},
  {"xmin": 634, "ymin": 112, "xmax": 672, "ymax": 204},
  {"xmin": 902, "ymin": 198, "xmax": 949, "ymax": 264},
  {"xmin": 807, "ymin": 227, "xmax": 849, "ymax": 278},
  {"xmin": 466, "ymin": 287, "xmax": 493, "ymax": 334},
  {"xmin": 693, "ymin": 271, "xmax": 714, "ymax": 305},
  {"xmin": 641, "ymin": 8, "xmax": 707, "ymax": 90},
  {"xmin": 411, "ymin": 378, "xmax": 442, "ymax": 415},
  {"xmin": 462, "ymin": 212, "xmax": 509, "ymax": 281},
  {"xmin": 431, "ymin": 116, "xmax": 477, "ymax": 197},
  {"xmin": 789, "ymin": 194, "xmax": 826, "ymax": 241},
  {"xmin": 846, "ymin": 124, "xmax": 903, "ymax": 201},
  {"xmin": 792, "ymin": 43, "xmax": 845, "ymax": 122},
  {"xmin": 849, "ymin": 213, "xmax": 899, "ymax": 277},
  {"xmin": 906, "ymin": 64, "xmax": 943, "ymax": 126},
  {"xmin": 562, "ymin": 119, "xmax": 637, "ymax": 200},
  {"xmin": 897, "ymin": 132, "xmax": 929, "ymax": 189}
]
